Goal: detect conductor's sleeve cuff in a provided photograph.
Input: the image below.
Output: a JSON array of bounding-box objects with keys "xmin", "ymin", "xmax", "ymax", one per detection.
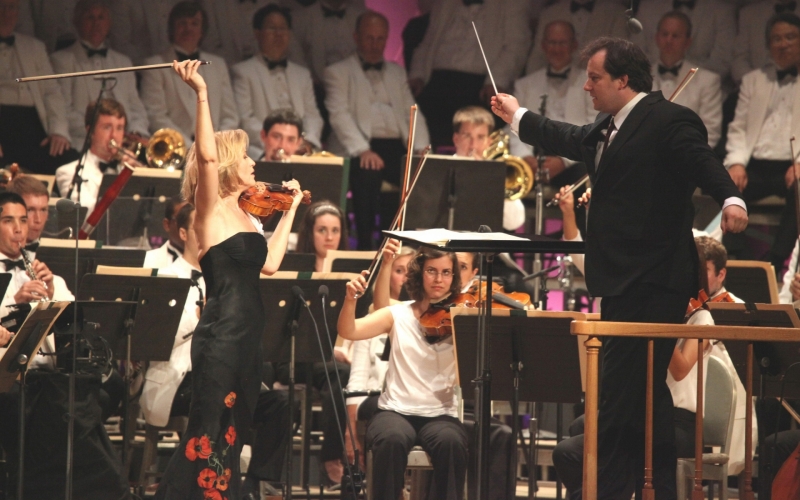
[
  {"xmin": 510, "ymin": 107, "xmax": 528, "ymax": 136},
  {"xmin": 722, "ymin": 197, "xmax": 747, "ymax": 213}
]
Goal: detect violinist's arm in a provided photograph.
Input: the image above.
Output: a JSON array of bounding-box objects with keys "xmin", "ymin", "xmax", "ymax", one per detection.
[
  {"xmin": 263, "ymin": 179, "xmax": 303, "ymax": 275},
  {"xmin": 373, "ymin": 239, "xmax": 400, "ymax": 311},
  {"xmin": 339, "ymin": 272, "xmax": 394, "ymax": 340},
  {"xmin": 669, "ymin": 338, "xmax": 711, "ymax": 381},
  {"xmin": 173, "ymin": 60, "xmax": 217, "ymax": 218}
]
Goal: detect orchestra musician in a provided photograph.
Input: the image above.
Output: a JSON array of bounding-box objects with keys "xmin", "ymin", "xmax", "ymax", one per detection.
[
  {"xmin": 296, "ymin": 200, "xmax": 349, "ymax": 273},
  {"xmin": 154, "ymin": 59, "xmax": 303, "ymax": 500},
  {"xmin": 7, "ymin": 174, "xmax": 50, "ymax": 250},
  {"xmin": 54, "ymin": 98, "xmax": 127, "ymax": 216},
  {"xmin": 338, "ymin": 246, "xmax": 468, "ymax": 500},
  {"xmin": 144, "ymin": 195, "xmax": 189, "ymax": 270},
  {"xmin": 258, "ymin": 109, "xmax": 304, "ymax": 162},
  {"xmin": 492, "ymin": 37, "xmax": 747, "ymax": 498}
]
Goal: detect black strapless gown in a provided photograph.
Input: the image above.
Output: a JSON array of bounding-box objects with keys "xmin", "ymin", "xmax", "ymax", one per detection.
[{"xmin": 155, "ymin": 232, "xmax": 266, "ymax": 500}]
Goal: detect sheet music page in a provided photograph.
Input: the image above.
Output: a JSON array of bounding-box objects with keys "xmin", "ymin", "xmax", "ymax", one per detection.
[{"xmin": 384, "ymin": 229, "xmax": 528, "ymax": 247}]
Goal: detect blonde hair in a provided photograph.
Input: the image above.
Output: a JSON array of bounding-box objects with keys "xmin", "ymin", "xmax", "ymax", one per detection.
[
  {"xmin": 453, "ymin": 106, "xmax": 495, "ymax": 134},
  {"xmin": 181, "ymin": 129, "xmax": 250, "ymax": 204}
]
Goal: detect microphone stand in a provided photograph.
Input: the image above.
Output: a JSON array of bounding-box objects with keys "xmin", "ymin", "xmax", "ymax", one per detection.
[
  {"xmin": 532, "ymin": 94, "xmax": 549, "ymax": 308},
  {"xmin": 447, "ymin": 167, "xmax": 457, "ymax": 230},
  {"xmin": 67, "ymin": 78, "xmax": 116, "ymax": 206},
  {"xmin": 63, "ymin": 197, "xmax": 81, "ymax": 500}
]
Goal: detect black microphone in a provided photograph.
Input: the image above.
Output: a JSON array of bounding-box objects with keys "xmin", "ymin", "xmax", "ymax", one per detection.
[
  {"xmin": 56, "ymin": 198, "xmax": 78, "ymax": 213},
  {"xmin": 318, "ymin": 284, "xmax": 329, "ymax": 300},
  {"xmin": 626, "ymin": 0, "xmax": 642, "ymax": 34},
  {"xmin": 286, "ymin": 286, "xmax": 306, "ymax": 336}
]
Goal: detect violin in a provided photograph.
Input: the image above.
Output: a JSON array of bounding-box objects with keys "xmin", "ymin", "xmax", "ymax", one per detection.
[
  {"xmin": 468, "ymin": 281, "xmax": 533, "ymax": 310},
  {"xmin": 418, "ymin": 293, "xmax": 477, "ymax": 344},
  {"xmin": 238, "ymin": 182, "xmax": 311, "ymax": 218},
  {"xmin": 685, "ymin": 289, "xmax": 736, "ymax": 317}
]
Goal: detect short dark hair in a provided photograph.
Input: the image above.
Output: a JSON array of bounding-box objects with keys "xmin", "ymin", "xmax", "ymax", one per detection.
[
  {"xmin": 404, "ymin": 248, "xmax": 461, "ymax": 302},
  {"xmin": 253, "ymin": 3, "xmax": 291, "ymax": 30},
  {"xmin": 296, "ymin": 200, "xmax": 349, "ymax": 254},
  {"xmin": 765, "ymin": 12, "xmax": 800, "ymax": 47},
  {"xmin": 168, "ymin": 1, "xmax": 209, "ymax": 43},
  {"xmin": 85, "ymin": 98, "xmax": 127, "ymax": 128},
  {"xmin": 262, "ymin": 109, "xmax": 303, "ymax": 136},
  {"xmin": 175, "ymin": 202, "xmax": 195, "ymax": 231},
  {"xmin": 73, "ymin": 0, "xmax": 109, "ymax": 28},
  {"xmin": 0, "ymin": 192, "xmax": 27, "ymax": 212},
  {"xmin": 695, "ymin": 236, "xmax": 728, "ymax": 275},
  {"xmin": 657, "ymin": 10, "xmax": 692, "ymax": 38},
  {"xmin": 355, "ymin": 10, "xmax": 389, "ymax": 34},
  {"xmin": 7, "ymin": 175, "xmax": 49, "ymax": 199},
  {"xmin": 164, "ymin": 195, "xmax": 186, "ymax": 221},
  {"xmin": 581, "ymin": 37, "xmax": 653, "ymax": 93}
]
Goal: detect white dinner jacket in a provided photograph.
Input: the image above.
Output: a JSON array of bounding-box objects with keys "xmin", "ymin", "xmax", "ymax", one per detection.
[
  {"xmin": 651, "ymin": 60, "xmax": 723, "ymax": 148},
  {"xmin": 410, "ymin": 0, "xmax": 530, "ymax": 90},
  {"xmin": 50, "ymin": 42, "xmax": 150, "ymax": 146},
  {"xmin": 732, "ymin": 0, "xmax": 799, "ymax": 83},
  {"xmin": 324, "ymin": 54, "xmax": 430, "ymax": 158},
  {"xmin": 231, "ymin": 56, "xmax": 323, "ymax": 157},
  {"xmin": 509, "ymin": 65, "xmax": 596, "ymax": 158},
  {"xmin": 15, "ymin": 0, "xmax": 77, "ymax": 54},
  {"xmin": 109, "ymin": 0, "xmax": 183, "ymax": 65},
  {"xmin": 634, "ymin": 0, "xmax": 735, "ymax": 79},
  {"xmin": 525, "ymin": 0, "xmax": 628, "ymax": 75},
  {"xmin": 7, "ymin": 33, "xmax": 70, "ymax": 141},
  {"xmin": 54, "ymin": 150, "xmax": 107, "ymax": 216},
  {"xmin": 141, "ymin": 257, "xmax": 203, "ymax": 427},
  {"xmin": 200, "ymin": 0, "xmax": 274, "ymax": 65},
  {"xmin": 724, "ymin": 65, "xmax": 800, "ymax": 168},
  {"xmin": 140, "ymin": 49, "xmax": 240, "ymax": 146}
]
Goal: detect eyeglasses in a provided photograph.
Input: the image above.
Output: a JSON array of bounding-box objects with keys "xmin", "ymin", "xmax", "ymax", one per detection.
[{"xmin": 424, "ymin": 268, "xmax": 453, "ymax": 278}]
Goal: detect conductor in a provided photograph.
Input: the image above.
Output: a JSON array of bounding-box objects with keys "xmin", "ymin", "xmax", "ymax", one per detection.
[{"xmin": 491, "ymin": 37, "xmax": 748, "ymax": 499}]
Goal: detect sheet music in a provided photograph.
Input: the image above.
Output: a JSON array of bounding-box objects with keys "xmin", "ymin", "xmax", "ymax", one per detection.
[{"xmin": 384, "ymin": 229, "xmax": 528, "ymax": 247}]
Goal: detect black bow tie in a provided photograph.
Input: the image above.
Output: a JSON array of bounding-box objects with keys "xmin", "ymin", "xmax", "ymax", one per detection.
[
  {"xmin": 322, "ymin": 5, "xmax": 345, "ymax": 18},
  {"xmin": 176, "ymin": 50, "xmax": 200, "ymax": 62},
  {"xmin": 463, "ymin": 0, "xmax": 483, "ymax": 5},
  {"xmin": 570, "ymin": 1, "xmax": 594, "ymax": 13},
  {"xmin": 658, "ymin": 63, "xmax": 681, "ymax": 76},
  {"xmin": 547, "ymin": 67, "xmax": 570, "ymax": 79},
  {"xmin": 777, "ymin": 66, "xmax": 798, "ymax": 81},
  {"xmin": 83, "ymin": 44, "xmax": 107, "ymax": 58},
  {"xmin": 673, "ymin": 0, "xmax": 695, "ymax": 9},
  {"xmin": 99, "ymin": 160, "xmax": 119, "ymax": 174},
  {"xmin": 0, "ymin": 35, "xmax": 15, "ymax": 47},
  {"xmin": 775, "ymin": 1, "xmax": 797, "ymax": 13},
  {"xmin": 362, "ymin": 61, "xmax": 384, "ymax": 71},
  {"xmin": 25, "ymin": 242, "xmax": 39, "ymax": 252},
  {"xmin": 167, "ymin": 246, "xmax": 179, "ymax": 262},
  {"xmin": 265, "ymin": 58, "xmax": 287, "ymax": 70},
  {"xmin": 2, "ymin": 259, "xmax": 25, "ymax": 271},
  {"xmin": 191, "ymin": 269, "xmax": 203, "ymax": 282}
]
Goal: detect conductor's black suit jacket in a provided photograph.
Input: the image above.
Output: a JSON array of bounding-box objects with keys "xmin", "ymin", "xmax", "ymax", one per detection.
[{"xmin": 519, "ymin": 91, "xmax": 741, "ymax": 298}]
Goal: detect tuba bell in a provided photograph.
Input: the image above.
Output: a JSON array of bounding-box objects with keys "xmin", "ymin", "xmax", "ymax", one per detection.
[
  {"xmin": 146, "ymin": 128, "xmax": 186, "ymax": 170},
  {"xmin": 483, "ymin": 130, "xmax": 534, "ymax": 201}
]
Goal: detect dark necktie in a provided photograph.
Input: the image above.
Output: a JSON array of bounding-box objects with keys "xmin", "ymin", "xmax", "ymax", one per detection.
[
  {"xmin": 777, "ymin": 66, "xmax": 798, "ymax": 81},
  {"xmin": 83, "ymin": 43, "xmax": 107, "ymax": 58},
  {"xmin": 322, "ymin": 5, "xmax": 345, "ymax": 18},
  {"xmin": 463, "ymin": 0, "xmax": 483, "ymax": 5},
  {"xmin": 2, "ymin": 259, "xmax": 25, "ymax": 271},
  {"xmin": 24, "ymin": 241, "xmax": 39, "ymax": 252},
  {"xmin": 673, "ymin": 0, "xmax": 695, "ymax": 9},
  {"xmin": 191, "ymin": 270, "xmax": 203, "ymax": 282},
  {"xmin": 601, "ymin": 119, "xmax": 616, "ymax": 160},
  {"xmin": 775, "ymin": 1, "xmax": 797, "ymax": 13},
  {"xmin": 98, "ymin": 160, "xmax": 119, "ymax": 174},
  {"xmin": 362, "ymin": 61, "xmax": 384, "ymax": 71},
  {"xmin": 0, "ymin": 35, "xmax": 14, "ymax": 47},
  {"xmin": 546, "ymin": 67, "xmax": 570, "ymax": 79},
  {"xmin": 176, "ymin": 50, "xmax": 200, "ymax": 62},
  {"xmin": 570, "ymin": 1, "xmax": 594, "ymax": 13},
  {"xmin": 265, "ymin": 58, "xmax": 287, "ymax": 70},
  {"xmin": 658, "ymin": 63, "xmax": 681, "ymax": 76}
]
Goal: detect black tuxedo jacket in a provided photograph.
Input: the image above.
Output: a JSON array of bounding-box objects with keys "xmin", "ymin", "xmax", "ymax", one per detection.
[{"xmin": 519, "ymin": 92, "xmax": 741, "ymax": 298}]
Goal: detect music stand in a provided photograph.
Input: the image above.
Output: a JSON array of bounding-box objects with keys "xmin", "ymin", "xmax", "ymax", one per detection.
[
  {"xmin": 94, "ymin": 170, "xmax": 182, "ymax": 246},
  {"xmin": 402, "ymin": 155, "xmax": 505, "ymax": 231},
  {"xmin": 0, "ymin": 300, "xmax": 69, "ymax": 500},
  {"xmin": 384, "ymin": 228, "xmax": 584, "ymax": 500},
  {"xmin": 34, "ymin": 247, "xmax": 146, "ymax": 294},
  {"xmin": 452, "ymin": 308, "xmax": 586, "ymax": 499},
  {"xmin": 724, "ymin": 261, "xmax": 779, "ymax": 304},
  {"xmin": 280, "ymin": 253, "xmax": 316, "ymax": 273},
  {"xmin": 255, "ymin": 158, "xmax": 347, "ymax": 233},
  {"xmin": 322, "ymin": 250, "xmax": 377, "ymax": 274}
]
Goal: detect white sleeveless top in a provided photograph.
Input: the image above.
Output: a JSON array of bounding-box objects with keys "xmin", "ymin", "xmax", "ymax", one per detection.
[{"xmin": 377, "ymin": 301, "xmax": 458, "ymax": 417}]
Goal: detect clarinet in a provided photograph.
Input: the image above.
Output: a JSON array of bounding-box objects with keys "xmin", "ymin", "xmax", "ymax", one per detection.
[{"xmin": 19, "ymin": 244, "xmax": 48, "ymax": 302}]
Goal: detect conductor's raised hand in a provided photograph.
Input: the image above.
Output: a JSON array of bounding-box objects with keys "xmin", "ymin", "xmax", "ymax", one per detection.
[
  {"xmin": 720, "ymin": 205, "xmax": 748, "ymax": 234},
  {"xmin": 282, "ymin": 179, "xmax": 304, "ymax": 209},
  {"xmin": 345, "ymin": 271, "xmax": 369, "ymax": 301},
  {"xmin": 173, "ymin": 59, "xmax": 207, "ymax": 93},
  {"xmin": 490, "ymin": 93, "xmax": 520, "ymax": 124}
]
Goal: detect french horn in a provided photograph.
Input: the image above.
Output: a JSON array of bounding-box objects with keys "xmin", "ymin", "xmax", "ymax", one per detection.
[{"xmin": 483, "ymin": 130, "xmax": 534, "ymax": 201}]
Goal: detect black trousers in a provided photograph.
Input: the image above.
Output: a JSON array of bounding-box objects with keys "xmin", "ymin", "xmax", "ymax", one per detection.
[
  {"xmin": 0, "ymin": 105, "xmax": 79, "ymax": 174},
  {"xmin": 462, "ymin": 411, "xmax": 514, "ymax": 500},
  {"xmin": 415, "ymin": 70, "xmax": 493, "ymax": 149},
  {"xmin": 722, "ymin": 158, "xmax": 797, "ymax": 270},
  {"xmin": 349, "ymin": 138, "xmax": 406, "ymax": 250},
  {"xmin": 366, "ymin": 410, "xmax": 468, "ymax": 500}
]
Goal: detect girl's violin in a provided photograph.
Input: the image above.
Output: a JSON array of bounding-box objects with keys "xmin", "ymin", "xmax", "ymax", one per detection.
[
  {"xmin": 468, "ymin": 281, "xmax": 533, "ymax": 310},
  {"xmin": 238, "ymin": 182, "xmax": 312, "ymax": 217},
  {"xmin": 418, "ymin": 293, "xmax": 477, "ymax": 344}
]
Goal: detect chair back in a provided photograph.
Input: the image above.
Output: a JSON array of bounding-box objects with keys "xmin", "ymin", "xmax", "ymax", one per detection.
[{"xmin": 703, "ymin": 355, "xmax": 737, "ymax": 452}]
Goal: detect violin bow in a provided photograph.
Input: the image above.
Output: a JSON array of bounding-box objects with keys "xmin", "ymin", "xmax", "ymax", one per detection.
[
  {"xmin": 564, "ymin": 67, "xmax": 700, "ymax": 207},
  {"xmin": 15, "ymin": 61, "xmax": 212, "ymax": 82}
]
